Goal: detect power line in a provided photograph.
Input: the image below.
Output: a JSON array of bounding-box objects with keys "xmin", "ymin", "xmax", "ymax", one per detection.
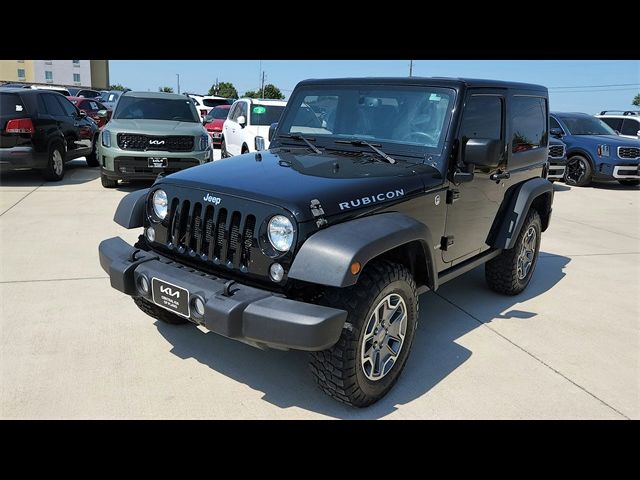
[
  {"xmin": 548, "ymin": 83, "xmax": 639, "ymax": 89},
  {"xmin": 550, "ymin": 87, "xmax": 639, "ymax": 93}
]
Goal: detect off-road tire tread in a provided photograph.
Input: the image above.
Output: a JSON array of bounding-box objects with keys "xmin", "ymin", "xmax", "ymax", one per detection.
[
  {"xmin": 309, "ymin": 260, "xmax": 417, "ymax": 407},
  {"xmin": 485, "ymin": 209, "xmax": 541, "ymax": 296}
]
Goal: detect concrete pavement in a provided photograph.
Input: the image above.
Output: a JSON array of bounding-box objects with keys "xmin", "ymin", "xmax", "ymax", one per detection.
[{"xmin": 1, "ymin": 158, "xmax": 638, "ymax": 419}]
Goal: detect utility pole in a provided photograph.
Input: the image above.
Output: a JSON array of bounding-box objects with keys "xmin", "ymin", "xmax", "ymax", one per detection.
[
  {"xmin": 215, "ymin": 77, "xmax": 218, "ymax": 95},
  {"xmin": 176, "ymin": 73, "xmax": 180, "ymax": 94},
  {"xmin": 261, "ymin": 71, "xmax": 265, "ymax": 99},
  {"xmin": 409, "ymin": 60, "xmax": 413, "ymax": 77}
]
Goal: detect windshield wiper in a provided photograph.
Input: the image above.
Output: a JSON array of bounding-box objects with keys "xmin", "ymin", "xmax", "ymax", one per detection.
[
  {"xmin": 278, "ymin": 133, "xmax": 322, "ymax": 154},
  {"xmin": 334, "ymin": 139, "xmax": 396, "ymax": 164}
]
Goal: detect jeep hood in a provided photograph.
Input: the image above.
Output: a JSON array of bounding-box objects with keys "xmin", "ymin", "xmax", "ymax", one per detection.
[
  {"xmin": 108, "ymin": 119, "xmax": 205, "ymax": 135},
  {"xmin": 159, "ymin": 149, "xmax": 443, "ymax": 222}
]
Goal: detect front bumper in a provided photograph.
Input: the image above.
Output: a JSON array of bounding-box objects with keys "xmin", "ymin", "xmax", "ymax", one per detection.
[
  {"xmin": 597, "ymin": 161, "xmax": 640, "ymax": 180},
  {"xmin": 207, "ymin": 130, "xmax": 223, "ymax": 145},
  {"xmin": 547, "ymin": 161, "xmax": 566, "ymax": 180},
  {"xmin": 98, "ymin": 237, "xmax": 347, "ymax": 351},
  {"xmin": 0, "ymin": 145, "xmax": 47, "ymax": 171}
]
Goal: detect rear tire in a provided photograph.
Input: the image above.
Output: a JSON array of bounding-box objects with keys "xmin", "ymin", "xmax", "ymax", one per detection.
[
  {"xmin": 309, "ymin": 260, "xmax": 418, "ymax": 407},
  {"xmin": 42, "ymin": 143, "xmax": 65, "ymax": 181},
  {"xmin": 221, "ymin": 137, "xmax": 229, "ymax": 158},
  {"xmin": 485, "ymin": 209, "xmax": 541, "ymax": 295},
  {"xmin": 564, "ymin": 155, "xmax": 592, "ymax": 187},
  {"xmin": 101, "ymin": 173, "xmax": 118, "ymax": 188},
  {"xmin": 133, "ymin": 297, "xmax": 189, "ymax": 325},
  {"xmin": 618, "ymin": 179, "xmax": 639, "ymax": 186},
  {"xmin": 86, "ymin": 135, "xmax": 100, "ymax": 167}
]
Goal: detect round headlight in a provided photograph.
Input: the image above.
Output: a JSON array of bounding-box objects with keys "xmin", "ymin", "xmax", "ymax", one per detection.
[
  {"xmin": 268, "ymin": 215, "xmax": 294, "ymax": 252},
  {"xmin": 152, "ymin": 189, "xmax": 168, "ymax": 220}
]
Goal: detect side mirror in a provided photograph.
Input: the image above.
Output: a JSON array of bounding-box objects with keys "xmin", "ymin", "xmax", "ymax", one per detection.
[
  {"xmin": 97, "ymin": 109, "xmax": 108, "ymax": 119},
  {"xmin": 268, "ymin": 122, "xmax": 278, "ymax": 142},
  {"xmin": 462, "ymin": 138, "xmax": 503, "ymax": 168},
  {"xmin": 237, "ymin": 115, "xmax": 246, "ymax": 127},
  {"xmin": 550, "ymin": 128, "xmax": 564, "ymax": 137},
  {"xmin": 79, "ymin": 110, "xmax": 87, "ymax": 117}
]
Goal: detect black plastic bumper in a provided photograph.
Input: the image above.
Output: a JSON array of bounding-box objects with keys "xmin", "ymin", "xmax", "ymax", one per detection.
[{"xmin": 98, "ymin": 237, "xmax": 347, "ymax": 351}]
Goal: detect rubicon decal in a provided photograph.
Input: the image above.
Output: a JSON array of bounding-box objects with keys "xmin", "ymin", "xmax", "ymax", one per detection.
[
  {"xmin": 203, "ymin": 194, "xmax": 222, "ymax": 205},
  {"xmin": 339, "ymin": 189, "xmax": 405, "ymax": 210}
]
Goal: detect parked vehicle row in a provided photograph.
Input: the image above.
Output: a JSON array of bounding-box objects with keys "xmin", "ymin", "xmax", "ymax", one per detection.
[{"xmin": 184, "ymin": 93, "xmax": 234, "ymax": 120}]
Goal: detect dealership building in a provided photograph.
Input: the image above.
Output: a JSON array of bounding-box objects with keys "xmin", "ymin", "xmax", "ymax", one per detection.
[{"xmin": 0, "ymin": 60, "xmax": 110, "ymax": 90}]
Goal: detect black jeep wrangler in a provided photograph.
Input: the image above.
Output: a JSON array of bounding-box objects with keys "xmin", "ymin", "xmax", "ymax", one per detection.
[{"xmin": 99, "ymin": 77, "xmax": 554, "ymax": 407}]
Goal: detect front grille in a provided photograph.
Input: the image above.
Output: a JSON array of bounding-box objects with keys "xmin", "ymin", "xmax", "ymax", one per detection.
[
  {"xmin": 117, "ymin": 133, "xmax": 194, "ymax": 152},
  {"xmin": 166, "ymin": 198, "xmax": 256, "ymax": 271},
  {"xmin": 618, "ymin": 146, "xmax": 640, "ymax": 159},
  {"xmin": 548, "ymin": 144, "xmax": 565, "ymax": 159}
]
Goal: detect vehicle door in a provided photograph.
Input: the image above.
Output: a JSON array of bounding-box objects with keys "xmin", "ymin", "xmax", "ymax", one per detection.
[
  {"xmin": 620, "ymin": 118, "xmax": 640, "ymax": 139},
  {"xmin": 224, "ymin": 101, "xmax": 244, "ymax": 155},
  {"xmin": 56, "ymin": 95, "xmax": 93, "ymax": 156},
  {"xmin": 41, "ymin": 93, "xmax": 74, "ymax": 158},
  {"xmin": 442, "ymin": 91, "xmax": 506, "ymax": 264}
]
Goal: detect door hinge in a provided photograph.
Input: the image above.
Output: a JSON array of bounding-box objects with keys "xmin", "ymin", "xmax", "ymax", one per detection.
[
  {"xmin": 440, "ymin": 235, "xmax": 455, "ymax": 251},
  {"xmin": 446, "ymin": 189, "xmax": 460, "ymax": 204}
]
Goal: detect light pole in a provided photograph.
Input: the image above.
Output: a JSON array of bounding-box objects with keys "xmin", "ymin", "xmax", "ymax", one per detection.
[
  {"xmin": 409, "ymin": 60, "xmax": 413, "ymax": 77},
  {"xmin": 176, "ymin": 74, "xmax": 180, "ymax": 94}
]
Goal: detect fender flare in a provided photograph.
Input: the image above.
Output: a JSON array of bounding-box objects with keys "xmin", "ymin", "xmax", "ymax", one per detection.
[
  {"xmin": 288, "ymin": 212, "xmax": 437, "ymax": 288},
  {"xmin": 490, "ymin": 177, "xmax": 553, "ymax": 250},
  {"xmin": 114, "ymin": 188, "xmax": 149, "ymax": 229}
]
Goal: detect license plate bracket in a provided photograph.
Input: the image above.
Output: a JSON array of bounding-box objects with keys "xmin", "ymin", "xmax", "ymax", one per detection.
[
  {"xmin": 148, "ymin": 157, "xmax": 168, "ymax": 168},
  {"xmin": 151, "ymin": 278, "xmax": 190, "ymax": 317}
]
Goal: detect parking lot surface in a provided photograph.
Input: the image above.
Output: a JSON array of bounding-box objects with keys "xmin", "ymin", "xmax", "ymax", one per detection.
[{"xmin": 1, "ymin": 156, "xmax": 638, "ymax": 419}]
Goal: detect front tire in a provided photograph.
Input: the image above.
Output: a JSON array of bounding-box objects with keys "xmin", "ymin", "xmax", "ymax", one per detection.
[
  {"xmin": 309, "ymin": 261, "xmax": 418, "ymax": 407},
  {"xmin": 86, "ymin": 135, "xmax": 100, "ymax": 167},
  {"xmin": 485, "ymin": 209, "xmax": 542, "ymax": 295},
  {"xmin": 221, "ymin": 137, "xmax": 229, "ymax": 158},
  {"xmin": 101, "ymin": 173, "xmax": 118, "ymax": 188},
  {"xmin": 42, "ymin": 143, "xmax": 65, "ymax": 181},
  {"xmin": 618, "ymin": 179, "xmax": 640, "ymax": 186},
  {"xmin": 564, "ymin": 155, "xmax": 592, "ymax": 187},
  {"xmin": 133, "ymin": 297, "xmax": 189, "ymax": 325}
]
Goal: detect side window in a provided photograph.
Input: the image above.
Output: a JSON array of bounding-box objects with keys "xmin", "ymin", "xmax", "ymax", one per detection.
[
  {"xmin": 549, "ymin": 116, "xmax": 562, "ymax": 131},
  {"xmin": 42, "ymin": 94, "xmax": 65, "ymax": 116},
  {"xmin": 460, "ymin": 95, "xmax": 503, "ymax": 140},
  {"xmin": 601, "ymin": 117, "xmax": 622, "ymax": 132},
  {"xmin": 57, "ymin": 96, "xmax": 78, "ymax": 117},
  {"xmin": 240, "ymin": 102, "xmax": 248, "ymax": 120},
  {"xmin": 511, "ymin": 96, "xmax": 547, "ymax": 153},
  {"xmin": 621, "ymin": 118, "xmax": 640, "ymax": 136},
  {"xmin": 79, "ymin": 101, "xmax": 90, "ymax": 111},
  {"xmin": 88, "ymin": 101, "xmax": 100, "ymax": 111},
  {"xmin": 229, "ymin": 103, "xmax": 239, "ymax": 121}
]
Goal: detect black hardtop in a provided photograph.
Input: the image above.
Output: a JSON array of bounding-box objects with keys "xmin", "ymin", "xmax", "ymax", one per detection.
[{"xmin": 296, "ymin": 77, "xmax": 547, "ymax": 92}]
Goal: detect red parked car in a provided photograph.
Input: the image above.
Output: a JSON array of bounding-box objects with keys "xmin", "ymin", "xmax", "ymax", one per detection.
[
  {"xmin": 67, "ymin": 96, "xmax": 112, "ymax": 128},
  {"xmin": 203, "ymin": 105, "xmax": 231, "ymax": 146}
]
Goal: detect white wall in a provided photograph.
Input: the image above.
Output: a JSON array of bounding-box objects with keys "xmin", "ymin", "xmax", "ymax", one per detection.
[{"xmin": 33, "ymin": 60, "xmax": 92, "ymax": 87}]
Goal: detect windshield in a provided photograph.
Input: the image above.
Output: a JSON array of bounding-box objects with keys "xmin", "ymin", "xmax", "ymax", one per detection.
[
  {"xmin": 114, "ymin": 96, "xmax": 199, "ymax": 122},
  {"xmin": 559, "ymin": 115, "xmax": 616, "ymax": 136},
  {"xmin": 209, "ymin": 107, "xmax": 229, "ymax": 120},
  {"xmin": 250, "ymin": 104, "xmax": 285, "ymax": 126},
  {"xmin": 277, "ymin": 85, "xmax": 455, "ymax": 161},
  {"xmin": 203, "ymin": 98, "xmax": 229, "ymax": 108},
  {"xmin": 103, "ymin": 92, "xmax": 120, "ymax": 103}
]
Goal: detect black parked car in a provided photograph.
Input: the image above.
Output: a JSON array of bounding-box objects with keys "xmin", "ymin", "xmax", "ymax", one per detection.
[
  {"xmin": 66, "ymin": 87, "xmax": 104, "ymax": 100},
  {"xmin": 0, "ymin": 88, "xmax": 99, "ymax": 181}
]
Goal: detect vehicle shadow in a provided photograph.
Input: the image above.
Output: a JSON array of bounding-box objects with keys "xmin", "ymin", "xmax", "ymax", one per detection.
[
  {"xmin": 155, "ymin": 251, "xmax": 570, "ymax": 419},
  {"xmin": 0, "ymin": 159, "xmax": 100, "ymax": 187},
  {"xmin": 116, "ymin": 180, "xmax": 154, "ymax": 193},
  {"xmin": 591, "ymin": 180, "xmax": 639, "ymax": 190},
  {"xmin": 552, "ymin": 183, "xmax": 571, "ymax": 192}
]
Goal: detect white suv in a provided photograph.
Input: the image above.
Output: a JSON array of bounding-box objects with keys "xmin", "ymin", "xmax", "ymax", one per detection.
[
  {"xmin": 221, "ymin": 98, "xmax": 286, "ymax": 156},
  {"xmin": 185, "ymin": 93, "xmax": 232, "ymax": 120},
  {"xmin": 596, "ymin": 111, "xmax": 640, "ymax": 139}
]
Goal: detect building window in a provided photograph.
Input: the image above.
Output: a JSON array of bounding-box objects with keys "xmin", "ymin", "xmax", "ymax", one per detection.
[
  {"xmin": 45, "ymin": 60, "xmax": 52, "ymax": 65},
  {"xmin": 45, "ymin": 71, "xmax": 53, "ymax": 82},
  {"xmin": 17, "ymin": 60, "xmax": 25, "ymax": 63},
  {"xmin": 73, "ymin": 60, "xmax": 80, "ymax": 66},
  {"xmin": 17, "ymin": 69, "xmax": 26, "ymax": 79},
  {"xmin": 73, "ymin": 73, "xmax": 81, "ymax": 84}
]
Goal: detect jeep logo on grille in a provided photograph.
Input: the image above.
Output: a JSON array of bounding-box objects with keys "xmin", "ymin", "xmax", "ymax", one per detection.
[
  {"xmin": 203, "ymin": 194, "xmax": 222, "ymax": 205},
  {"xmin": 149, "ymin": 139, "xmax": 165, "ymax": 145},
  {"xmin": 159, "ymin": 286, "xmax": 180, "ymax": 298}
]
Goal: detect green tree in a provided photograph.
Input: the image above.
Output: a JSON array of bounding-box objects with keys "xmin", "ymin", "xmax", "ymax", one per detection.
[
  {"xmin": 242, "ymin": 84, "xmax": 285, "ymax": 100},
  {"xmin": 208, "ymin": 81, "xmax": 238, "ymax": 98},
  {"xmin": 633, "ymin": 94, "xmax": 640, "ymax": 107},
  {"xmin": 108, "ymin": 84, "xmax": 127, "ymax": 91},
  {"xmin": 158, "ymin": 86, "xmax": 174, "ymax": 93}
]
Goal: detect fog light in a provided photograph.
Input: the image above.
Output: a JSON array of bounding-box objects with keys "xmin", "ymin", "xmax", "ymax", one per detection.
[
  {"xmin": 269, "ymin": 263, "xmax": 285, "ymax": 282},
  {"xmin": 146, "ymin": 226, "xmax": 155, "ymax": 242},
  {"xmin": 193, "ymin": 297, "xmax": 205, "ymax": 316},
  {"xmin": 138, "ymin": 276, "xmax": 149, "ymax": 294}
]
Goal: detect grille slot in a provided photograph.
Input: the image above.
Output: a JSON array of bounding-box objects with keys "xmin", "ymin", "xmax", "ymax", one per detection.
[
  {"xmin": 165, "ymin": 198, "xmax": 258, "ymax": 272},
  {"xmin": 117, "ymin": 133, "xmax": 194, "ymax": 152},
  {"xmin": 548, "ymin": 144, "xmax": 565, "ymax": 159},
  {"xmin": 618, "ymin": 147, "xmax": 640, "ymax": 159}
]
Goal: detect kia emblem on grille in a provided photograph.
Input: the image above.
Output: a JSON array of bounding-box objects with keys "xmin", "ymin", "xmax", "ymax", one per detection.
[{"xmin": 149, "ymin": 139, "xmax": 165, "ymax": 145}]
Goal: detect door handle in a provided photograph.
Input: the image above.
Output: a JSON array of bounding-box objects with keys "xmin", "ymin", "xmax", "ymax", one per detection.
[{"xmin": 490, "ymin": 170, "xmax": 510, "ymax": 182}]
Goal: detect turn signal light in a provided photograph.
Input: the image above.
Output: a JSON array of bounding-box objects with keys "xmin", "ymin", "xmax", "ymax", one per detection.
[
  {"xmin": 350, "ymin": 261, "xmax": 361, "ymax": 275},
  {"xmin": 5, "ymin": 118, "xmax": 34, "ymax": 134}
]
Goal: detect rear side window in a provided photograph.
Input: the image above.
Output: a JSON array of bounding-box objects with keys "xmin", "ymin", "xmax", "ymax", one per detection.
[
  {"xmin": 621, "ymin": 118, "xmax": 640, "ymax": 136},
  {"xmin": 57, "ymin": 96, "xmax": 78, "ymax": 117},
  {"xmin": 0, "ymin": 93, "xmax": 26, "ymax": 115},
  {"xmin": 550, "ymin": 116, "xmax": 562, "ymax": 130},
  {"xmin": 42, "ymin": 94, "xmax": 65, "ymax": 116},
  {"xmin": 460, "ymin": 95, "xmax": 503, "ymax": 140},
  {"xmin": 511, "ymin": 96, "xmax": 547, "ymax": 153},
  {"xmin": 600, "ymin": 117, "xmax": 622, "ymax": 132}
]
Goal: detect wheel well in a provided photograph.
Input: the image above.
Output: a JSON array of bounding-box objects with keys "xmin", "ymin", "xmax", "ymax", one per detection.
[
  {"xmin": 375, "ymin": 241, "xmax": 431, "ymax": 289},
  {"xmin": 567, "ymin": 149, "xmax": 595, "ymax": 168},
  {"xmin": 241, "ymin": 143, "xmax": 249, "ymax": 153},
  {"xmin": 530, "ymin": 192, "xmax": 552, "ymax": 231}
]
